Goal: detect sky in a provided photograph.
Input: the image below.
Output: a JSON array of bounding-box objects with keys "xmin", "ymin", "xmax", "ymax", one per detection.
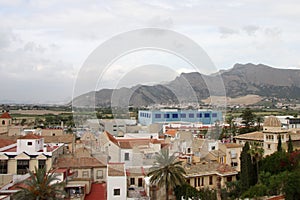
[{"xmin": 0, "ymin": 0, "xmax": 300, "ymax": 104}]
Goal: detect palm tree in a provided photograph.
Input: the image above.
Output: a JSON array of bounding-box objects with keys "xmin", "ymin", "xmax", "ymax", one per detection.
[
  {"xmin": 148, "ymin": 148, "xmax": 186, "ymax": 200},
  {"xmin": 256, "ymin": 115, "xmax": 264, "ymax": 131},
  {"xmin": 248, "ymin": 142, "xmax": 264, "ymax": 183},
  {"xmin": 13, "ymin": 167, "xmax": 66, "ymax": 200}
]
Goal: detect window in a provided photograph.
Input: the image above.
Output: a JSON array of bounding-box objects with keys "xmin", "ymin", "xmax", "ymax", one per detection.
[
  {"xmin": 17, "ymin": 160, "xmax": 29, "ymax": 175},
  {"xmin": 197, "ymin": 113, "xmax": 202, "ymax": 118},
  {"xmin": 97, "ymin": 170, "xmax": 103, "ymax": 179},
  {"xmin": 188, "ymin": 113, "xmax": 194, "ymax": 118},
  {"xmin": 130, "ymin": 178, "xmax": 135, "ymax": 185},
  {"xmin": 172, "ymin": 113, "xmax": 178, "ymax": 118},
  {"xmin": 164, "ymin": 114, "xmax": 170, "ymax": 118},
  {"xmin": 155, "ymin": 114, "xmax": 161, "ymax": 118},
  {"xmin": 187, "ymin": 179, "xmax": 190, "ymax": 184},
  {"xmin": 125, "ymin": 153, "xmax": 130, "ymax": 161},
  {"xmin": 212, "ymin": 113, "xmax": 217, "ymax": 118},
  {"xmin": 27, "ymin": 142, "xmax": 32, "ymax": 146},
  {"xmin": 113, "ymin": 188, "xmax": 120, "ymax": 196},
  {"xmin": 0, "ymin": 160, "xmax": 8, "ymax": 174},
  {"xmin": 227, "ymin": 176, "xmax": 232, "ymax": 182},
  {"xmin": 138, "ymin": 178, "xmax": 143, "ymax": 187},
  {"xmin": 194, "ymin": 178, "xmax": 197, "ymax": 187},
  {"xmin": 38, "ymin": 160, "xmax": 46, "ymax": 169},
  {"xmin": 201, "ymin": 177, "xmax": 204, "ymax": 186},
  {"xmin": 198, "ymin": 177, "xmax": 200, "ymax": 186},
  {"xmin": 187, "ymin": 148, "xmax": 191, "ymax": 154},
  {"xmin": 204, "ymin": 113, "xmax": 210, "ymax": 118},
  {"xmin": 209, "ymin": 176, "xmax": 213, "ymax": 185},
  {"xmin": 82, "ymin": 171, "xmax": 89, "ymax": 178},
  {"xmin": 268, "ymin": 144, "xmax": 271, "ymax": 149},
  {"xmin": 181, "ymin": 113, "xmax": 186, "ymax": 118},
  {"xmin": 52, "ymin": 133, "xmax": 55, "ymax": 136},
  {"xmin": 2, "ymin": 120, "xmax": 5, "ymax": 125},
  {"xmin": 211, "ymin": 146, "xmax": 216, "ymax": 150},
  {"xmin": 231, "ymin": 162, "xmax": 238, "ymax": 167}
]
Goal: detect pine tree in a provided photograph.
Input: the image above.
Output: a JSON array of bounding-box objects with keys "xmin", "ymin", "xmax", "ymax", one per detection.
[
  {"xmin": 240, "ymin": 142, "xmax": 256, "ymax": 191},
  {"xmin": 288, "ymin": 134, "xmax": 293, "ymax": 153},
  {"xmin": 277, "ymin": 134, "xmax": 282, "ymax": 152}
]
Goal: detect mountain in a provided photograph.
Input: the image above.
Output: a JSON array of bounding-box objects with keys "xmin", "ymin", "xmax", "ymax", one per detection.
[{"xmin": 72, "ymin": 63, "xmax": 300, "ymax": 107}]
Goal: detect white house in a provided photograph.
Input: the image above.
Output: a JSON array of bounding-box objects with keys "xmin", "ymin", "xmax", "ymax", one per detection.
[{"xmin": 107, "ymin": 163, "xmax": 127, "ymax": 199}]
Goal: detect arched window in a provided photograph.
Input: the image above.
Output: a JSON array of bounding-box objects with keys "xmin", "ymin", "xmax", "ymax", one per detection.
[{"xmin": 1, "ymin": 120, "xmax": 5, "ymax": 125}]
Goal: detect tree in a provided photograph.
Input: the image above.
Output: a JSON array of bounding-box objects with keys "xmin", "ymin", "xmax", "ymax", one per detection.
[
  {"xmin": 148, "ymin": 148, "xmax": 186, "ymax": 200},
  {"xmin": 283, "ymin": 170, "xmax": 300, "ymax": 200},
  {"xmin": 240, "ymin": 142, "xmax": 256, "ymax": 191},
  {"xmin": 248, "ymin": 142, "xmax": 264, "ymax": 182},
  {"xmin": 256, "ymin": 115, "xmax": 264, "ymax": 131},
  {"xmin": 277, "ymin": 134, "xmax": 282, "ymax": 152},
  {"xmin": 240, "ymin": 108, "xmax": 256, "ymax": 129},
  {"xmin": 288, "ymin": 134, "xmax": 293, "ymax": 153},
  {"xmin": 226, "ymin": 114, "xmax": 237, "ymax": 136},
  {"xmin": 13, "ymin": 167, "xmax": 66, "ymax": 200}
]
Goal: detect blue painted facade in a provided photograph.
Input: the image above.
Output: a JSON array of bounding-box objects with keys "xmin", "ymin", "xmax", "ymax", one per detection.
[{"xmin": 138, "ymin": 109, "xmax": 223, "ymax": 125}]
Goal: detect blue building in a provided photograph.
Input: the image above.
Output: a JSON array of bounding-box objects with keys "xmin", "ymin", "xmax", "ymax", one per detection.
[{"xmin": 138, "ymin": 109, "xmax": 223, "ymax": 126}]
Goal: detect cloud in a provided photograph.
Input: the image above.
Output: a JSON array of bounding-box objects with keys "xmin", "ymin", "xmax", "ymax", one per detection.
[
  {"xmin": 0, "ymin": 0, "xmax": 300, "ymax": 103},
  {"xmin": 218, "ymin": 27, "xmax": 239, "ymax": 38},
  {"xmin": 243, "ymin": 25, "xmax": 260, "ymax": 36}
]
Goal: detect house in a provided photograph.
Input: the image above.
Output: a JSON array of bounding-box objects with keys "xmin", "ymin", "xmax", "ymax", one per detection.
[
  {"xmin": 98, "ymin": 131, "xmax": 121, "ymax": 163},
  {"xmin": 184, "ymin": 161, "xmax": 238, "ymax": 190},
  {"xmin": 80, "ymin": 132, "xmax": 98, "ymax": 151},
  {"xmin": 117, "ymin": 138, "xmax": 163, "ymax": 167},
  {"xmin": 55, "ymin": 157, "xmax": 107, "ymax": 183},
  {"xmin": 219, "ymin": 143, "xmax": 243, "ymax": 172},
  {"xmin": 43, "ymin": 134, "xmax": 75, "ymax": 154},
  {"xmin": 126, "ymin": 167, "xmax": 149, "ymax": 199},
  {"xmin": 235, "ymin": 116, "xmax": 290, "ymax": 156},
  {"xmin": 107, "ymin": 163, "xmax": 127, "ymax": 199},
  {"xmin": 0, "ymin": 133, "xmax": 64, "ymax": 174},
  {"xmin": 41, "ymin": 128, "xmax": 64, "ymax": 136},
  {"xmin": 99, "ymin": 119, "xmax": 137, "ymax": 136}
]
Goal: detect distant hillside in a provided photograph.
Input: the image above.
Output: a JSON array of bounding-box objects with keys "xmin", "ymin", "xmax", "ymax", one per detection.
[{"xmin": 72, "ymin": 63, "xmax": 300, "ymax": 107}]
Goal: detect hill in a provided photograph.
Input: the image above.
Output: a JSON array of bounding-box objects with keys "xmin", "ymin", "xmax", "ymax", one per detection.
[{"xmin": 72, "ymin": 63, "xmax": 300, "ymax": 107}]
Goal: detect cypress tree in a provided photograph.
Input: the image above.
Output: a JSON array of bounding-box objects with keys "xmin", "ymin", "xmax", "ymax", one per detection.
[
  {"xmin": 277, "ymin": 134, "xmax": 282, "ymax": 152},
  {"xmin": 288, "ymin": 134, "xmax": 293, "ymax": 153},
  {"xmin": 240, "ymin": 142, "xmax": 255, "ymax": 191}
]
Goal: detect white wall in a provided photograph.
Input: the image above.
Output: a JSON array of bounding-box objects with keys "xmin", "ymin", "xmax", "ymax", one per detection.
[
  {"xmin": 120, "ymin": 149, "xmax": 133, "ymax": 167},
  {"xmin": 17, "ymin": 138, "xmax": 43, "ymax": 154},
  {"xmin": 107, "ymin": 176, "xmax": 127, "ymax": 200}
]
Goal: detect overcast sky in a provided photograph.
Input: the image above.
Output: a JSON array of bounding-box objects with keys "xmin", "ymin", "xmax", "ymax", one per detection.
[{"xmin": 0, "ymin": 0, "xmax": 300, "ymax": 104}]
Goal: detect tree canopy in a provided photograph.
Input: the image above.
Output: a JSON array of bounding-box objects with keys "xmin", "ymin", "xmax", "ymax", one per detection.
[
  {"xmin": 148, "ymin": 148, "xmax": 186, "ymax": 200},
  {"xmin": 13, "ymin": 167, "xmax": 66, "ymax": 200}
]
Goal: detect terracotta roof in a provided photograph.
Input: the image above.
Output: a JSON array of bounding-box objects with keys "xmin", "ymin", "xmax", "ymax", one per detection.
[
  {"xmin": 224, "ymin": 143, "xmax": 243, "ymax": 148},
  {"xmin": 55, "ymin": 157, "xmax": 106, "ymax": 168},
  {"xmin": 234, "ymin": 131, "xmax": 264, "ymax": 141},
  {"xmin": 117, "ymin": 138, "xmax": 164, "ymax": 149},
  {"xmin": 0, "ymin": 112, "xmax": 11, "ymax": 119},
  {"xmin": 103, "ymin": 131, "xmax": 119, "ymax": 146},
  {"xmin": 118, "ymin": 139, "xmax": 149, "ymax": 149},
  {"xmin": 126, "ymin": 167, "xmax": 146, "ymax": 176},
  {"xmin": 85, "ymin": 183, "xmax": 106, "ymax": 200},
  {"xmin": 0, "ymin": 138, "xmax": 16, "ymax": 148},
  {"xmin": 165, "ymin": 129, "xmax": 177, "ymax": 137},
  {"xmin": 107, "ymin": 163, "xmax": 125, "ymax": 176},
  {"xmin": 185, "ymin": 162, "xmax": 237, "ymax": 177},
  {"xmin": 19, "ymin": 133, "xmax": 42, "ymax": 140}
]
